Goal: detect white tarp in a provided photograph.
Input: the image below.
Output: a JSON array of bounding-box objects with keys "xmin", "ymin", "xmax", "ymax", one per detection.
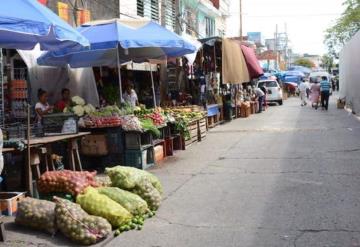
[
  {"xmin": 339, "ymin": 31, "xmax": 360, "ymax": 113},
  {"xmin": 17, "ymin": 46, "xmax": 99, "ymax": 107}
]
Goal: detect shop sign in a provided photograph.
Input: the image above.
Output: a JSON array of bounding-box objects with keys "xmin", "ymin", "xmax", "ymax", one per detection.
[{"xmin": 58, "ymin": 2, "xmax": 69, "ymax": 22}]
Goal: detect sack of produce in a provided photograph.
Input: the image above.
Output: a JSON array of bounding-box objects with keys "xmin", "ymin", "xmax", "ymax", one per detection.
[
  {"xmin": 105, "ymin": 166, "xmax": 163, "ymax": 194},
  {"xmin": 132, "ymin": 178, "xmax": 162, "ymax": 211},
  {"xmin": 76, "ymin": 187, "xmax": 132, "ymax": 228},
  {"xmin": 15, "ymin": 198, "xmax": 56, "ymax": 234},
  {"xmin": 97, "ymin": 187, "xmax": 148, "ymax": 216},
  {"xmin": 54, "ymin": 197, "xmax": 112, "ymax": 245},
  {"xmin": 38, "ymin": 170, "xmax": 98, "ymax": 196}
]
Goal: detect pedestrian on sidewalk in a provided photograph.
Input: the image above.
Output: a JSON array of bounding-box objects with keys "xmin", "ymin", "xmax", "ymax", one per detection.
[
  {"xmin": 310, "ymin": 80, "xmax": 321, "ymax": 110},
  {"xmin": 299, "ymin": 80, "xmax": 307, "ymax": 106},
  {"xmin": 320, "ymin": 76, "xmax": 331, "ymax": 110},
  {"xmin": 255, "ymin": 87, "xmax": 265, "ymax": 113}
]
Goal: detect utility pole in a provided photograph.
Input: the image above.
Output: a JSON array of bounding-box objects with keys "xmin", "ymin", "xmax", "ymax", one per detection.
[
  {"xmin": 274, "ymin": 24, "xmax": 278, "ymax": 70},
  {"xmin": 239, "ymin": 0, "xmax": 243, "ymax": 40}
]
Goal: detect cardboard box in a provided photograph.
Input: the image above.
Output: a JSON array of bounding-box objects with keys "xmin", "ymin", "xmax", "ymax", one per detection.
[{"xmin": 81, "ymin": 134, "xmax": 108, "ymax": 156}]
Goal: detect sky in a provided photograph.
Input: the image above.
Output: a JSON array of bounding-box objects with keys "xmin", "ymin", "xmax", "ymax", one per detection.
[{"xmin": 226, "ymin": 0, "xmax": 345, "ymax": 55}]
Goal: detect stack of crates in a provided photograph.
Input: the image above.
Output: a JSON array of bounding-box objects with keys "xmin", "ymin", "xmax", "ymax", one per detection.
[{"xmin": 124, "ymin": 131, "xmax": 154, "ymax": 170}]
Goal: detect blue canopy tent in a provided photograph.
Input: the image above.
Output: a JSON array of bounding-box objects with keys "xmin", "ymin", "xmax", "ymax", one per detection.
[
  {"xmin": 0, "ymin": 0, "xmax": 89, "ymax": 51},
  {"xmin": 0, "ymin": 0, "xmax": 89, "ymax": 195},
  {"xmin": 38, "ymin": 19, "xmax": 197, "ymax": 105}
]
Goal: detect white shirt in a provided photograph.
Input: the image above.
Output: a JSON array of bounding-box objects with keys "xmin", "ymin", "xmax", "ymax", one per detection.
[
  {"xmin": 35, "ymin": 102, "xmax": 50, "ymax": 122},
  {"xmin": 299, "ymin": 82, "xmax": 307, "ymax": 93},
  {"xmin": 255, "ymin": 88, "xmax": 265, "ymax": 97},
  {"xmin": 123, "ymin": 89, "xmax": 138, "ymax": 107}
]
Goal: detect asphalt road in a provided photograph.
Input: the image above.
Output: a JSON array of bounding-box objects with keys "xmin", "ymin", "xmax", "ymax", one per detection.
[{"xmin": 109, "ymin": 96, "xmax": 360, "ymax": 247}]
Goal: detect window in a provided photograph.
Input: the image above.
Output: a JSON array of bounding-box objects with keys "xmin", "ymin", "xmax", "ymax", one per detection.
[
  {"xmin": 137, "ymin": 0, "xmax": 159, "ymax": 22},
  {"xmin": 184, "ymin": 8, "xmax": 197, "ymax": 36},
  {"xmin": 163, "ymin": 0, "xmax": 176, "ymax": 31},
  {"xmin": 205, "ymin": 17, "xmax": 215, "ymax": 37}
]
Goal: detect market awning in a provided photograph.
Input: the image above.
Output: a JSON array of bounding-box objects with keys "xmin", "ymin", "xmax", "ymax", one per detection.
[
  {"xmin": 0, "ymin": 0, "xmax": 89, "ymax": 51},
  {"xmin": 241, "ymin": 45, "xmax": 264, "ymax": 79},
  {"xmin": 222, "ymin": 38, "xmax": 250, "ymax": 84},
  {"xmin": 37, "ymin": 19, "xmax": 197, "ymax": 68}
]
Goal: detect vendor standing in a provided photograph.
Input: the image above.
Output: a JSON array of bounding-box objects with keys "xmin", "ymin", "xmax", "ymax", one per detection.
[
  {"xmin": 35, "ymin": 88, "xmax": 53, "ymax": 123},
  {"xmin": 123, "ymin": 84, "xmax": 139, "ymax": 107},
  {"xmin": 55, "ymin": 88, "xmax": 71, "ymax": 112}
]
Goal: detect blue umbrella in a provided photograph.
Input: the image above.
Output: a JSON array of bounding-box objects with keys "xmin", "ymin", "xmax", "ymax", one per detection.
[
  {"xmin": 38, "ymin": 19, "xmax": 197, "ymax": 104},
  {"xmin": 38, "ymin": 19, "xmax": 197, "ymax": 67},
  {"xmin": 0, "ymin": 0, "xmax": 89, "ymax": 51}
]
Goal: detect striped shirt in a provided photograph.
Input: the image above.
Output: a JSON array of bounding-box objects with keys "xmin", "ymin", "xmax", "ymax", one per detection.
[{"xmin": 320, "ymin": 80, "xmax": 331, "ymax": 92}]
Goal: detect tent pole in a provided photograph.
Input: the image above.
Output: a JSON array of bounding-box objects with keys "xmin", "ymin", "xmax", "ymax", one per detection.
[
  {"xmin": 149, "ymin": 63, "xmax": 157, "ymax": 108},
  {"xmin": 117, "ymin": 45, "xmax": 123, "ymax": 104}
]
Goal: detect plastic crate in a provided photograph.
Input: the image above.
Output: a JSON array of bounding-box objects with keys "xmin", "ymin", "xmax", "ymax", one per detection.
[
  {"xmin": 0, "ymin": 192, "xmax": 26, "ymax": 216},
  {"xmin": 124, "ymin": 147, "xmax": 154, "ymax": 170},
  {"xmin": 165, "ymin": 137, "xmax": 174, "ymax": 156},
  {"xmin": 42, "ymin": 113, "xmax": 78, "ymax": 136},
  {"xmin": 106, "ymin": 130, "xmax": 124, "ymax": 154},
  {"xmin": 124, "ymin": 131, "xmax": 152, "ymax": 150}
]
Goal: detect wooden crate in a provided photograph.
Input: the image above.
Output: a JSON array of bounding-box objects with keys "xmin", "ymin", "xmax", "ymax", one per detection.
[{"xmin": 198, "ymin": 118, "xmax": 207, "ymax": 141}]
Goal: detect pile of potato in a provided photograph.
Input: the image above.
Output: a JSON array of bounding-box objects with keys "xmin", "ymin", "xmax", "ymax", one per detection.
[
  {"xmin": 37, "ymin": 170, "xmax": 98, "ymax": 196},
  {"xmin": 15, "ymin": 198, "xmax": 56, "ymax": 234},
  {"xmin": 54, "ymin": 197, "xmax": 112, "ymax": 245}
]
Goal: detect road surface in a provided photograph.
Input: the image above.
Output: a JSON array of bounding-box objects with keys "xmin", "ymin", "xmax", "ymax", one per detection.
[{"xmin": 109, "ymin": 96, "xmax": 360, "ymax": 247}]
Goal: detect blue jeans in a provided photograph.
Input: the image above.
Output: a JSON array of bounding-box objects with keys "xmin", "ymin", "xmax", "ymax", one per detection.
[{"xmin": 258, "ymin": 96, "xmax": 264, "ymax": 113}]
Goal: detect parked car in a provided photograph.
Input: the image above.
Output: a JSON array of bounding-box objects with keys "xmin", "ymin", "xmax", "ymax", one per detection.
[{"xmin": 256, "ymin": 80, "xmax": 283, "ymax": 105}]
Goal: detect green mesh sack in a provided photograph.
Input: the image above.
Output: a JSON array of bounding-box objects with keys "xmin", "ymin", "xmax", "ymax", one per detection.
[
  {"xmin": 76, "ymin": 187, "xmax": 132, "ymax": 228},
  {"xmin": 97, "ymin": 187, "xmax": 148, "ymax": 216},
  {"xmin": 54, "ymin": 197, "xmax": 112, "ymax": 245},
  {"xmin": 105, "ymin": 166, "xmax": 163, "ymax": 194},
  {"xmin": 132, "ymin": 178, "xmax": 162, "ymax": 211},
  {"xmin": 15, "ymin": 198, "xmax": 56, "ymax": 234}
]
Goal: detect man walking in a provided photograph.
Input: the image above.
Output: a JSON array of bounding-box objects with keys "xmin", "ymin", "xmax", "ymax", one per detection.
[
  {"xmin": 299, "ymin": 80, "xmax": 307, "ymax": 106},
  {"xmin": 320, "ymin": 76, "xmax": 331, "ymax": 110}
]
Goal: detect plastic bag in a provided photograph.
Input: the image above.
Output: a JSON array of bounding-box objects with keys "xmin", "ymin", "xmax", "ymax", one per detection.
[
  {"xmin": 105, "ymin": 166, "xmax": 163, "ymax": 194},
  {"xmin": 76, "ymin": 187, "xmax": 132, "ymax": 228},
  {"xmin": 15, "ymin": 198, "xmax": 56, "ymax": 234},
  {"xmin": 37, "ymin": 170, "xmax": 98, "ymax": 196},
  {"xmin": 97, "ymin": 187, "xmax": 148, "ymax": 216},
  {"xmin": 54, "ymin": 197, "xmax": 112, "ymax": 245}
]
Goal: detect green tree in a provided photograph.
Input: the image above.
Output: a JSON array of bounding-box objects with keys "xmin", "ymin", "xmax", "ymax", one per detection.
[
  {"xmin": 325, "ymin": 0, "xmax": 360, "ymax": 57},
  {"xmin": 293, "ymin": 58, "xmax": 315, "ymax": 68},
  {"xmin": 321, "ymin": 55, "xmax": 334, "ymax": 73}
]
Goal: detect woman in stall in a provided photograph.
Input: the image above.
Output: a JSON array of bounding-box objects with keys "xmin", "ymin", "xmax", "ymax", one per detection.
[
  {"xmin": 35, "ymin": 88, "xmax": 53, "ymax": 124},
  {"xmin": 55, "ymin": 88, "xmax": 71, "ymax": 112}
]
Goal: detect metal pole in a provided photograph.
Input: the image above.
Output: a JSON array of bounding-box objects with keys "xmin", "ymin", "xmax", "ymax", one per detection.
[
  {"xmin": 26, "ymin": 104, "xmax": 32, "ymax": 196},
  {"xmin": 240, "ymin": 0, "xmax": 243, "ymax": 40},
  {"xmin": 149, "ymin": 63, "xmax": 157, "ymax": 108},
  {"xmin": 117, "ymin": 45, "xmax": 123, "ymax": 104}
]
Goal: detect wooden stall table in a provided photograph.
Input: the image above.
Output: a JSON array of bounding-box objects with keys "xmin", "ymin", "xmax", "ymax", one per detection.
[{"xmin": 4, "ymin": 132, "xmax": 90, "ymax": 196}]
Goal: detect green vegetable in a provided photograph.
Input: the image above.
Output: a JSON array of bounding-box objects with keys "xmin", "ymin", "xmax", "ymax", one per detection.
[{"xmin": 140, "ymin": 118, "xmax": 160, "ymax": 138}]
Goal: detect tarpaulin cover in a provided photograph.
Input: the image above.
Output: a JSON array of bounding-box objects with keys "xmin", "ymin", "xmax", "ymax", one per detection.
[
  {"xmin": 0, "ymin": 0, "xmax": 89, "ymax": 51},
  {"xmin": 241, "ymin": 45, "xmax": 264, "ymax": 79},
  {"xmin": 340, "ymin": 31, "xmax": 360, "ymax": 114},
  {"xmin": 38, "ymin": 19, "xmax": 196, "ymax": 67},
  {"xmin": 222, "ymin": 38, "xmax": 250, "ymax": 84},
  {"xmin": 18, "ymin": 47, "xmax": 99, "ymax": 106}
]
